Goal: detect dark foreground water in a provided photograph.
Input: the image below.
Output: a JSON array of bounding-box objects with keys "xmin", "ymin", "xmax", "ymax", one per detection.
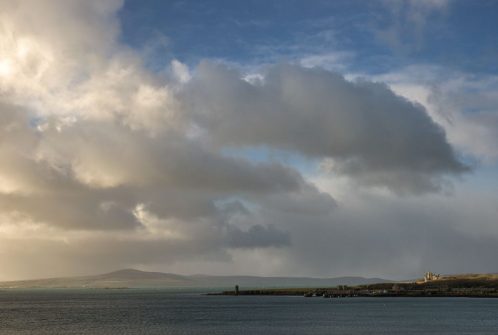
[{"xmin": 1, "ymin": 290, "xmax": 498, "ymax": 334}]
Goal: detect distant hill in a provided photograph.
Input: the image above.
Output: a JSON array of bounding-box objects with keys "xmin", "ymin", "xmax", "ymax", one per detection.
[{"xmin": 0, "ymin": 269, "xmax": 391, "ymax": 289}]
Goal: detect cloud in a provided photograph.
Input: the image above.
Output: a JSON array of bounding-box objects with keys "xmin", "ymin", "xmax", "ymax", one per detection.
[
  {"xmin": 184, "ymin": 62, "xmax": 467, "ymax": 194},
  {"xmin": 299, "ymin": 51, "xmax": 354, "ymax": 72},
  {"xmin": 371, "ymin": 65, "xmax": 498, "ymax": 162},
  {"xmin": 0, "ymin": 0, "xmax": 332, "ymax": 265},
  {"xmin": 3, "ymin": 172, "xmax": 498, "ymax": 281},
  {"xmin": 0, "ymin": 100, "xmax": 322, "ymax": 231},
  {"xmin": 429, "ymin": 76, "xmax": 498, "ymax": 162}
]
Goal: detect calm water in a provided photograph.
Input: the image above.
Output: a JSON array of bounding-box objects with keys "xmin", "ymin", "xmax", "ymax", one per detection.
[{"xmin": 1, "ymin": 290, "xmax": 498, "ymax": 334}]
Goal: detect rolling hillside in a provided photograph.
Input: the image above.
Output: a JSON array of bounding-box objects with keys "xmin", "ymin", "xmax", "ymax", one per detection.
[{"xmin": 0, "ymin": 269, "xmax": 390, "ymax": 289}]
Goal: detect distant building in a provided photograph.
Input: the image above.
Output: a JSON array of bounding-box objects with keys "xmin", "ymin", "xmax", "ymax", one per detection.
[{"xmin": 424, "ymin": 272, "xmax": 441, "ymax": 282}]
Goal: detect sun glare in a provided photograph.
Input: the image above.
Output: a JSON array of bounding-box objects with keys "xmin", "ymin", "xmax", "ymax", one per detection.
[{"xmin": 0, "ymin": 58, "xmax": 13, "ymax": 77}]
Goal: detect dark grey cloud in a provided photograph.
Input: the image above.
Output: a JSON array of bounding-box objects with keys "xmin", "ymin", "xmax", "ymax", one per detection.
[{"xmin": 184, "ymin": 62, "xmax": 467, "ymax": 194}]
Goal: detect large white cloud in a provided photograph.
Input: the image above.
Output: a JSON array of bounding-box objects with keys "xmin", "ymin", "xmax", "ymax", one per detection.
[{"xmin": 0, "ymin": 1, "xmax": 337, "ymax": 281}]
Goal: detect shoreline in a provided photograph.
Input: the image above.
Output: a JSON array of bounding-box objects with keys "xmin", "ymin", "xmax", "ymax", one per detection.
[{"xmin": 213, "ymin": 279, "xmax": 498, "ymax": 298}]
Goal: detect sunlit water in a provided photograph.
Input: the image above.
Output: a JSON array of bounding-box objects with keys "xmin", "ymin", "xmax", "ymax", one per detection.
[{"xmin": 1, "ymin": 289, "xmax": 497, "ymax": 334}]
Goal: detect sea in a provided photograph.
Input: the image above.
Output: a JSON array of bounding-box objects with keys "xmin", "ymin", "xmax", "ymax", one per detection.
[{"xmin": 1, "ymin": 289, "xmax": 498, "ymax": 334}]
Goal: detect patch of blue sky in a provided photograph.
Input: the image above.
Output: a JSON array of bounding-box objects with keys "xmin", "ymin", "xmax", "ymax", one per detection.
[
  {"xmin": 118, "ymin": 0, "xmax": 373, "ymax": 71},
  {"xmin": 458, "ymin": 161, "xmax": 498, "ymax": 194},
  {"xmin": 221, "ymin": 146, "xmax": 319, "ymax": 177},
  {"xmin": 28, "ymin": 116, "xmax": 44, "ymax": 128}
]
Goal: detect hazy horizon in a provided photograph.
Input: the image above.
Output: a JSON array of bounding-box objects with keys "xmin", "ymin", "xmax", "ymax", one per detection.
[
  {"xmin": 1, "ymin": 0, "xmax": 498, "ymax": 282},
  {"xmin": 0, "ymin": 268, "xmax": 392, "ymax": 283}
]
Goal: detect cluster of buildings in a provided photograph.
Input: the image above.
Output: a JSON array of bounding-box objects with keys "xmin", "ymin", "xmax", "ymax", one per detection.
[{"xmin": 424, "ymin": 271, "xmax": 441, "ymax": 282}]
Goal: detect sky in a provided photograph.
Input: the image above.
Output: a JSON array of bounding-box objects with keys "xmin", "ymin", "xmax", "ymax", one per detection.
[{"xmin": 0, "ymin": 0, "xmax": 497, "ymax": 281}]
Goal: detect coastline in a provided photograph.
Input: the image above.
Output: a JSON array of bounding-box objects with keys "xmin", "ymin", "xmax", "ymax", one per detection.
[{"xmin": 213, "ymin": 278, "xmax": 498, "ymax": 298}]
